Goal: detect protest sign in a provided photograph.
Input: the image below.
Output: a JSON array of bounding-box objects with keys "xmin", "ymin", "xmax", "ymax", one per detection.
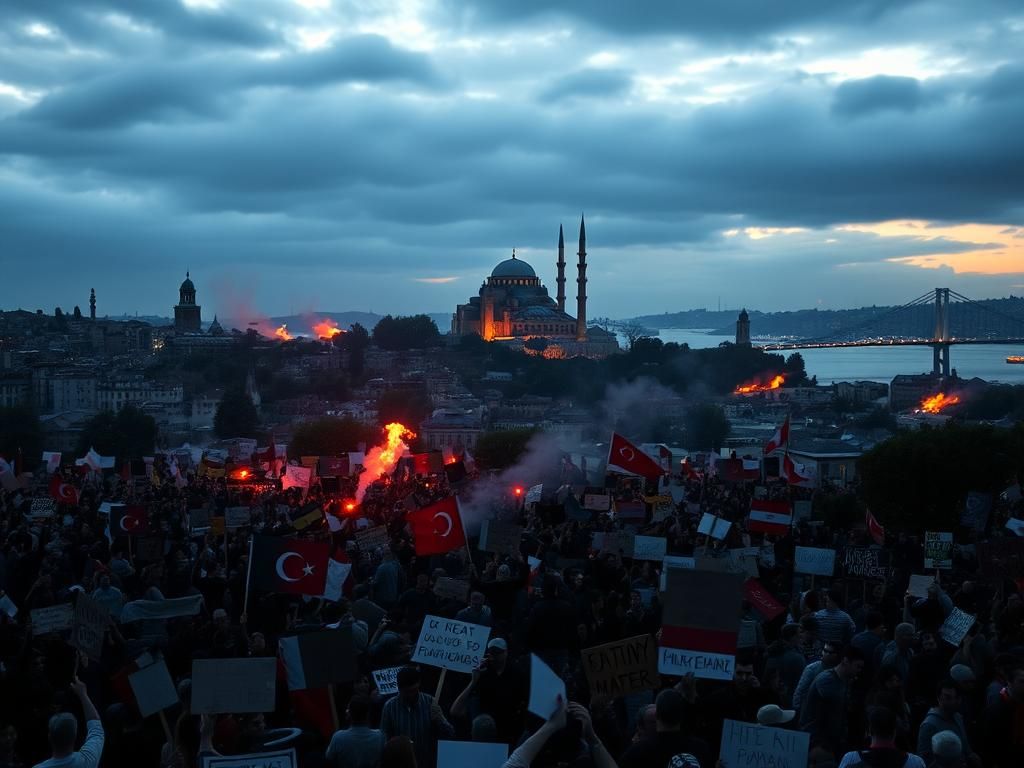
[
  {"xmin": 433, "ymin": 577, "xmax": 471, "ymax": 603},
  {"xmin": 372, "ymin": 666, "xmax": 401, "ymax": 696},
  {"xmin": 842, "ymin": 546, "xmax": 890, "ymax": 580},
  {"xmin": 525, "ymin": 484, "xmax": 543, "ymax": 504},
  {"xmin": 632, "ymin": 536, "xmax": 667, "ymax": 561},
  {"xmin": 744, "ymin": 579, "xmax": 786, "ymax": 621},
  {"xmin": 135, "ymin": 537, "xmax": 164, "ymax": 562},
  {"xmin": 659, "ymin": 568, "xmax": 744, "ymax": 681},
  {"xmin": 652, "ymin": 498, "xmax": 675, "ymax": 522},
  {"xmin": 30, "ymin": 604, "xmax": 74, "ymax": 636},
  {"xmin": 191, "ymin": 658, "xmax": 276, "ymax": 713},
  {"xmin": 728, "ymin": 548, "xmax": 760, "ymax": 578},
  {"xmin": 71, "ymin": 594, "xmax": 109, "ymax": 661},
  {"xmin": 908, "ymin": 574, "xmax": 935, "ymax": 598},
  {"xmin": 355, "ymin": 525, "xmax": 391, "ymax": 552},
  {"xmin": 924, "ymin": 531, "xmax": 954, "ymax": 570},
  {"xmin": 939, "ymin": 608, "xmax": 976, "ymax": 646},
  {"xmin": 201, "ymin": 749, "xmax": 295, "ymax": 768},
  {"xmin": 412, "ymin": 615, "xmax": 491, "ymax": 673},
  {"xmin": 581, "ymin": 635, "xmax": 659, "ymax": 696},
  {"xmin": 30, "ymin": 499, "xmax": 55, "ymax": 519},
  {"xmin": 719, "ymin": 719, "xmax": 809, "ymax": 768},
  {"xmin": 961, "ymin": 491, "xmax": 991, "ymax": 532},
  {"xmin": 224, "ymin": 506, "xmax": 251, "ymax": 529},
  {"xmin": 697, "ymin": 513, "xmax": 731, "ymax": 540},
  {"xmin": 478, "ymin": 519, "xmax": 523, "ymax": 555},
  {"xmin": 794, "ymin": 546, "xmax": 835, "ymax": 577},
  {"xmin": 189, "ymin": 508, "xmax": 211, "ymax": 532},
  {"xmin": 129, "ymin": 658, "xmax": 178, "ymax": 717},
  {"xmin": 583, "ymin": 493, "xmax": 611, "ymax": 511},
  {"xmin": 438, "ymin": 741, "xmax": 508, "ymax": 768},
  {"xmin": 528, "ymin": 653, "xmax": 565, "ymax": 719}
]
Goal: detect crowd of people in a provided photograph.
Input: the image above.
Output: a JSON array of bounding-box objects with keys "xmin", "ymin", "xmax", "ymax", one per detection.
[{"xmin": 1, "ymin": 451, "xmax": 1023, "ymax": 768}]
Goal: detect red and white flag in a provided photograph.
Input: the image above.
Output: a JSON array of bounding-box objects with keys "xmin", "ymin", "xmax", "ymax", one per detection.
[
  {"xmin": 748, "ymin": 499, "xmax": 793, "ymax": 536},
  {"xmin": 250, "ymin": 536, "xmax": 330, "ymax": 597},
  {"xmin": 865, "ymin": 509, "xmax": 886, "ymax": 545},
  {"xmin": 764, "ymin": 416, "xmax": 790, "ymax": 455},
  {"xmin": 784, "ymin": 454, "xmax": 816, "ymax": 487},
  {"xmin": 42, "ymin": 452, "xmax": 62, "ymax": 474},
  {"xmin": 49, "ymin": 474, "xmax": 80, "ymax": 505},
  {"xmin": 659, "ymin": 569, "xmax": 745, "ymax": 681},
  {"xmin": 607, "ymin": 433, "xmax": 665, "ymax": 480},
  {"xmin": 407, "ymin": 496, "xmax": 467, "ymax": 556}
]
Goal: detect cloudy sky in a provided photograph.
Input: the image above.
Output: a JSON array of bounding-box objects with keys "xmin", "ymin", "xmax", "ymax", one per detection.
[{"xmin": 1, "ymin": 0, "xmax": 1023, "ymax": 322}]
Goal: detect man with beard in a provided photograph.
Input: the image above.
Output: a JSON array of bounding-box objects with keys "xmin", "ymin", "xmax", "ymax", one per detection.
[{"xmin": 704, "ymin": 651, "xmax": 779, "ymax": 748}]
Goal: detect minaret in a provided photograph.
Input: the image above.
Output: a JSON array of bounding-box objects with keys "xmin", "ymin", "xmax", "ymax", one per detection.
[
  {"xmin": 89, "ymin": 288, "xmax": 96, "ymax": 320},
  {"xmin": 556, "ymin": 224, "xmax": 566, "ymax": 313},
  {"xmin": 575, "ymin": 214, "xmax": 587, "ymax": 342},
  {"xmin": 736, "ymin": 308, "xmax": 751, "ymax": 347}
]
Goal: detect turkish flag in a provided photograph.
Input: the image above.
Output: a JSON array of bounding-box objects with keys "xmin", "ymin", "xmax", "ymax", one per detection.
[
  {"xmin": 865, "ymin": 509, "xmax": 886, "ymax": 545},
  {"xmin": 407, "ymin": 496, "xmax": 466, "ymax": 556},
  {"xmin": 764, "ymin": 416, "xmax": 790, "ymax": 455},
  {"xmin": 49, "ymin": 475, "xmax": 80, "ymax": 505},
  {"xmin": 606, "ymin": 433, "xmax": 664, "ymax": 480},
  {"xmin": 111, "ymin": 505, "xmax": 149, "ymax": 536},
  {"xmin": 250, "ymin": 536, "xmax": 330, "ymax": 596}
]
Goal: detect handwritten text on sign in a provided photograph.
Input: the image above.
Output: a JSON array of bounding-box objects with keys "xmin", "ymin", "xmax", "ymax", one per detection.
[
  {"xmin": 581, "ymin": 635, "xmax": 659, "ymax": 697},
  {"xmin": 794, "ymin": 546, "xmax": 835, "ymax": 577},
  {"xmin": 412, "ymin": 615, "xmax": 491, "ymax": 673},
  {"xmin": 719, "ymin": 719, "xmax": 809, "ymax": 768},
  {"xmin": 658, "ymin": 647, "xmax": 734, "ymax": 681},
  {"xmin": 924, "ymin": 531, "xmax": 954, "ymax": 570},
  {"xmin": 939, "ymin": 607, "xmax": 976, "ymax": 646}
]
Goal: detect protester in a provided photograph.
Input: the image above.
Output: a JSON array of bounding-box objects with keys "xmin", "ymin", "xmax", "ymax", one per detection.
[
  {"xmin": 836, "ymin": 706, "xmax": 925, "ymax": 768},
  {"xmin": 32, "ymin": 676, "xmax": 103, "ymax": 768},
  {"xmin": 325, "ymin": 694, "xmax": 385, "ymax": 768}
]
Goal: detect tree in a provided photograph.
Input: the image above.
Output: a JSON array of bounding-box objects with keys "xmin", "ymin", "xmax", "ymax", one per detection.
[
  {"xmin": 214, "ymin": 388, "xmax": 260, "ymax": 439},
  {"xmin": 684, "ymin": 403, "xmax": 731, "ymax": 451},
  {"xmin": 372, "ymin": 315, "xmax": 441, "ymax": 351},
  {"xmin": 618, "ymin": 321, "xmax": 650, "ymax": 350},
  {"xmin": 341, "ymin": 323, "xmax": 370, "ymax": 376},
  {"xmin": 76, "ymin": 405, "xmax": 157, "ymax": 461},
  {"xmin": 0, "ymin": 405, "xmax": 43, "ymax": 468},
  {"xmin": 472, "ymin": 429, "xmax": 538, "ymax": 471},
  {"xmin": 289, "ymin": 417, "xmax": 377, "ymax": 459}
]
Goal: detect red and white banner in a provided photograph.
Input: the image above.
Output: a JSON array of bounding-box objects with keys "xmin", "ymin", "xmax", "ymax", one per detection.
[
  {"xmin": 784, "ymin": 454, "xmax": 816, "ymax": 488},
  {"xmin": 764, "ymin": 416, "xmax": 790, "ymax": 455},
  {"xmin": 747, "ymin": 500, "xmax": 793, "ymax": 536},
  {"xmin": 607, "ymin": 433, "xmax": 665, "ymax": 480}
]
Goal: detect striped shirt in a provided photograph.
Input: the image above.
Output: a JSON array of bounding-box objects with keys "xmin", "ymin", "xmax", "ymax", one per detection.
[
  {"xmin": 381, "ymin": 692, "xmax": 454, "ymax": 768},
  {"xmin": 812, "ymin": 608, "xmax": 856, "ymax": 644}
]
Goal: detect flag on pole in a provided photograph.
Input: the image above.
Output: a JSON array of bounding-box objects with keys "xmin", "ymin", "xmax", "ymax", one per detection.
[
  {"xmin": 111, "ymin": 505, "xmax": 150, "ymax": 536},
  {"xmin": 250, "ymin": 536, "xmax": 330, "ymax": 596},
  {"xmin": 865, "ymin": 509, "xmax": 886, "ymax": 545},
  {"xmin": 747, "ymin": 500, "xmax": 793, "ymax": 536},
  {"xmin": 407, "ymin": 496, "xmax": 467, "ymax": 556},
  {"xmin": 764, "ymin": 416, "xmax": 790, "ymax": 455},
  {"xmin": 49, "ymin": 474, "xmax": 80, "ymax": 505},
  {"xmin": 783, "ymin": 454, "xmax": 816, "ymax": 487},
  {"xmin": 607, "ymin": 433, "xmax": 665, "ymax": 480}
]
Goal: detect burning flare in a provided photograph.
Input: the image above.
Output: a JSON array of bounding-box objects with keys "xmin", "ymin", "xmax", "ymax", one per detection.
[
  {"xmin": 312, "ymin": 318, "xmax": 344, "ymax": 339},
  {"xmin": 735, "ymin": 374, "xmax": 785, "ymax": 394},
  {"xmin": 274, "ymin": 324, "xmax": 294, "ymax": 341},
  {"xmin": 919, "ymin": 392, "xmax": 961, "ymax": 413},
  {"xmin": 356, "ymin": 422, "xmax": 416, "ymax": 500}
]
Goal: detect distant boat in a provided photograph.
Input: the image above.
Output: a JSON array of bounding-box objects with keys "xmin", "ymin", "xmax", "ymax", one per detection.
[{"xmin": 1008, "ymin": 355, "xmax": 1024, "ymax": 364}]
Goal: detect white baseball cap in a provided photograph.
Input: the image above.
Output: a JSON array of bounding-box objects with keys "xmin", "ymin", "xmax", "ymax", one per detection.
[{"xmin": 757, "ymin": 704, "xmax": 796, "ymax": 726}]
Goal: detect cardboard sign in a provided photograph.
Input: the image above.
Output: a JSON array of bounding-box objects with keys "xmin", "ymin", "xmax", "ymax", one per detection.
[
  {"xmin": 433, "ymin": 577, "xmax": 471, "ymax": 603},
  {"xmin": 71, "ymin": 594, "xmax": 110, "ymax": 661},
  {"xmin": 201, "ymin": 749, "xmax": 296, "ymax": 768},
  {"xmin": 224, "ymin": 506, "xmax": 251, "ymax": 529},
  {"xmin": 191, "ymin": 658, "xmax": 276, "ymax": 714},
  {"xmin": 129, "ymin": 659, "xmax": 178, "ymax": 717},
  {"xmin": 794, "ymin": 546, "xmax": 835, "ymax": 576},
  {"xmin": 189, "ymin": 508, "xmax": 211, "ymax": 532},
  {"xmin": 30, "ymin": 498, "xmax": 55, "ymax": 519},
  {"xmin": 527, "ymin": 653, "xmax": 565, "ymax": 719},
  {"xmin": 719, "ymin": 719, "xmax": 809, "ymax": 768},
  {"xmin": 135, "ymin": 537, "xmax": 164, "ymax": 562},
  {"xmin": 412, "ymin": 615, "xmax": 491, "ymax": 673},
  {"xmin": 372, "ymin": 666, "xmax": 401, "ymax": 696},
  {"xmin": 355, "ymin": 525, "xmax": 390, "ymax": 552},
  {"xmin": 31, "ymin": 603, "xmax": 74, "ymax": 635},
  {"xmin": 698, "ymin": 513, "xmax": 731, "ymax": 540},
  {"xmin": 924, "ymin": 531, "xmax": 954, "ymax": 570},
  {"xmin": 583, "ymin": 493, "xmax": 611, "ymax": 511},
  {"xmin": 842, "ymin": 546, "xmax": 889, "ymax": 580},
  {"xmin": 961, "ymin": 491, "xmax": 991, "ymax": 533},
  {"xmin": 744, "ymin": 579, "xmax": 786, "ymax": 621},
  {"xmin": 633, "ymin": 536, "xmax": 668, "ymax": 561},
  {"xmin": 478, "ymin": 519, "xmax": 523, "ymax": 555},
  {"xmin": 939, "ymin": 608, "xmax": 976, "ymax": 646},
  {"xmin": 437, "ymin": 741, "xmax": 508, "ymax": 768},
  {"xmin": 525, "ymin": 484, "xmax": 543, "ymax": 504},
  {"xmin": 908, "ymin": 574, "xmax": 936, "ymax": 598},
  {"xmin": 581, "ymin": 635, "xmax": 659, "ymax": 697}
]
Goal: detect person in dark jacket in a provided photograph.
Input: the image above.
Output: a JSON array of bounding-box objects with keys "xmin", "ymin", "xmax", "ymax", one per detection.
[
  {"xmin": 620, "ymin": 690, "xmax": 711, "ymax": 768},
  {"xmin": 763, "ymin": 624, "xmax": 807, "ymax": 709},
  {"xmin": 800, "ymin": 645, "xmax": 865, "ymax": 757}
]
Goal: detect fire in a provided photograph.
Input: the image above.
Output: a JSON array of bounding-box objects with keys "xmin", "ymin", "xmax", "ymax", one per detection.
[
  {"xmin": 313, "ymin": 318, "xmax": 344, "ymax": 339},
  {"xmin": 274, "ymin": 324, "xmax": 294, "ymax": 341},
  {"xmin": 342, "ymin": 499, "xmax": 358, "ymax": 514},
  {"xmin": 734, "ymin": 374, "xmax": 785, "ymax": 394},
  {"xmin": 513, "ymin": 486, "xmax": 523, "ymax": 497},
  {"xmin": 919, "ymin": 392, "xmax": 961, "ymax": 413},
  {"xmin": 356, "ymin": 422, "xmax": 416, "ymax": 500}
]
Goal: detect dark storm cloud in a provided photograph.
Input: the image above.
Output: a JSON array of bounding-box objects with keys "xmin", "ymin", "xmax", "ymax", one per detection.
[
  {"xmin": 538, "ymin": 68, "xmax": 633, "ymax": 103},
  {"xmin": 831, "ymin": 76, "xmax": 930, "ymax": 117}
]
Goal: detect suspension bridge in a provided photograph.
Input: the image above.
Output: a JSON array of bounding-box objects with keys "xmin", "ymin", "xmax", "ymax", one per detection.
[{"xmin": 758, "ymin": 288, "xmax": 1024, "ymax": 376}]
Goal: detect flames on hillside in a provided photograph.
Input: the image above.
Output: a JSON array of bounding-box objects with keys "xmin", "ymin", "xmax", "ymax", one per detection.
[
  {"xmin": 918, "ymin": 392, "xmax": 962, "ymax": 413},
  {"xmin": 274, "ymin": 325, "xmax": 294, "ymax": 341},
  {"xmin": 313, "ymin": 318, "xmax": 345, "ymax": 339},
  {"xmin": 734, "ymin": 374, "xmax": 785, "ymax": 394}
]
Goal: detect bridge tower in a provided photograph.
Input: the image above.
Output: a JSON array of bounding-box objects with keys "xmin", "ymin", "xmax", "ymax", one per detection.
[{"xmin": 932, "ymin": 287, "xmax": 951, "ymax": 377}]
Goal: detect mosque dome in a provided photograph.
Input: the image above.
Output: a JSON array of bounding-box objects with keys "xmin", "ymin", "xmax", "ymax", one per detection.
[
  {"xmin": 180, "ymin": 272, "xmax": 195, "ymax": 293},
  {"xmin": 491, "ymin": 254, "xmax": 536, "ymax": 279}
]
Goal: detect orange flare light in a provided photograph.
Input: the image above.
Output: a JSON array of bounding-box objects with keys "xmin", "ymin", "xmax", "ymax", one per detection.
[
  {"xmin": 274, "ymin": 324, "xmax": 294, "ymax": 341},
  {"xmin": 313, "ymin": 318, "xmax": 344, "ymax": 339},
  {"xmin": 356, "ymin": 422, "xmax": 416, "ymax": 500},
  {"xmin": 919, "ymin": 392, "xmax": 961, "ymax": 413},
  {"xmin": 734, "ymin": 374, "xmax": 785, "ymax": 394},
  {"xmin": 342, "ymin": 499, "xmax": 358, "ymax": 514}
]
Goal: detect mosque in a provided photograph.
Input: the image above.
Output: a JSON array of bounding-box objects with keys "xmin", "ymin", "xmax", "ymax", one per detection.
[{"xmin": 451, "ymin": 217, "xmax": 618, "ymax": 356}]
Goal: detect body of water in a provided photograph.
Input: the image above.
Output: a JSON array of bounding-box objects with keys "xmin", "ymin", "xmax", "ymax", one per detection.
[{"xmin": 651, "ymin": 329, "xmax": 1024, "ymax": 385}]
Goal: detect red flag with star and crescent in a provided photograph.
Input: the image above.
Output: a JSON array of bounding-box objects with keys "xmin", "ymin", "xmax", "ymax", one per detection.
[
  {"xmin": 250, "ymin": 536, "xmax": 330, "ymax": 596},
  {"xmin": 407, "ymin": 496, "xmax": 467, "ymax": 556},
  {"xmin": 110, "ymin": 505, "xmax": 149, "ymax": 536},
  {"xmin": 606, "ymin": 433, "xmax": 665, "ymax": 480},
  {"xmin": 49, "ymin": 474, "xmax": 80, "ymax": 505}
]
